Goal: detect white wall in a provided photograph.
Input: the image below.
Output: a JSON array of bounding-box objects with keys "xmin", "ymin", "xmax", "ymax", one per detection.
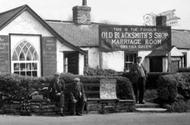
[
  {"xmin": 178, "ymin": 49, "xmax": 190, "ymax": 67},
  {"xmin": 56, "ymin": 40, "xmax": 75, "ymax": 73},
  {"xmin": 102, "ymin": 51, "xmax": 124, "ymax": 72},
  {"xmin": 138, "ymin": 51, "xmax": 151, "ymax": 72},
  {"xmin": 0, "ymin": 10, "xmax": 83, "ymax": 75},
  {"xmin": 81, "ymin": 47, "xmax": 100, "ymax": 68},
  {"xmin": 79, "ymin": 53, "xmax": 84, "ymax": 75},
  {"xmin": 0, "ymin": 11, "xmax": 52, "ymax": 36}
]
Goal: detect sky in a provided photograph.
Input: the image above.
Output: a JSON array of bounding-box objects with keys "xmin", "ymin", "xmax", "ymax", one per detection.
[{"xmin": 0, "ymin": 0, "xmax": 190, "ymax": 29}]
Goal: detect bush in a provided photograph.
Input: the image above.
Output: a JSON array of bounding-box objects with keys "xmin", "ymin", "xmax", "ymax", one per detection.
[
  {"xmin": 84, "ymin": 67, "xmax": 119, "ymax": 76},
  {"xmin": 156, "ymin": 73, "xmax": 190, "ymax": 112},
  {"xmin": 178, "ymin": 67, "xmax": 190, "ymax": 72},
  {"xmin": 165, "ymin": 100, "xmax": 188, "ymax": 112},
  {"xmin": 59, "ymin": 73, "xmax": 134, "ymax": 100},
  {"xmin": 0, "ymin": 73, "xmax": 134, "ymax": 101},
  {"xmin": 146, "ymin": 72, "xmax": 171, "ymax": 89},
  {"xmin": 157, "ymin": 74, "xmax": 178, "ymax": 103}
]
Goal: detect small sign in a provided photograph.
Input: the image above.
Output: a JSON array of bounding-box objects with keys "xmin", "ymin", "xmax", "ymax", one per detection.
[{"xmin": 100, "ymin": 79, "xmax": 117, "ymax": 99}]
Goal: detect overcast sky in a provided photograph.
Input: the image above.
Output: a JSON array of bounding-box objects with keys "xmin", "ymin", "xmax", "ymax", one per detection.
[{"xmin": 0, "ymin": 0, "xmax": 190, "ymax": 29}]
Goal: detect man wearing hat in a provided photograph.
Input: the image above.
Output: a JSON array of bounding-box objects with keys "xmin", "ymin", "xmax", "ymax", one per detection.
[
  {"xmin": 69, "ymin": 77, "xmax": 86, "ymax": 116},
  {"xmin": 129, "ymin": 56, "xmax": 147, "ymax": 104},
  {"xmin": 48, "ymin": 73, "xmax": 65, "ymax": 116}
]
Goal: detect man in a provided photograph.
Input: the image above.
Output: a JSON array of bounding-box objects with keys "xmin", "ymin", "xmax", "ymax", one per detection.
[
  {"xmin": 130, "ymin": 56, "xmax": 147, "ymax": 104},
  {"xmin": 69, "ymin": 77, "xmax": 86, "ymax": 116},
  {"xmin": 48, "ymin": 73, "xmax": 65, "ymax": 116}
]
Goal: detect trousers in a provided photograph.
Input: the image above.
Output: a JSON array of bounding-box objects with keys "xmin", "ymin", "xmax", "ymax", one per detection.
[{"xmin": 133, "ymin": 77, "xmax": 146, "ymax": 103}]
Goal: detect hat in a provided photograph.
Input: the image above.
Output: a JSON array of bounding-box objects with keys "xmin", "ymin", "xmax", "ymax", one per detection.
[
  {"xmin": 136, "ymin": 56, "xmax": 142, "ymax": 59},
  {"xmin": 74, "ymin": 77, "xmax": 80, "ymax": 82},
  {"xmin": 54, "ymin": 72, "xmax": 60, "ymax": 76}
]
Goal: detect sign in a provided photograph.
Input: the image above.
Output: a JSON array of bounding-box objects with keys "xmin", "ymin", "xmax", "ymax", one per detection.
[
  {"xmin": 99, "ymin": 25, "xmax": 171, "ymax": 51},
  {"xmin": 100, "ymin": 79, "xmax": 117, "ymax": 99},
  {"xmin": 143, "ymin": 9, "xmax": 180, "ymax": 26}
]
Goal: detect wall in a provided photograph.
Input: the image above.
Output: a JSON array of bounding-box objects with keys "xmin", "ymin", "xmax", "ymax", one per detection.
[
  {"xmin": 79, "ymin": 53, "xmax": 84, "ymax": 75},
  {"xmin": 102, "ymin": 51, "xmax": 124, "ymax": 72},
  {"xmin": 0, "ymin": 11, "xmax": 52, "ymax": 36},
  {"xmin": 81, "ymin": 47, "xmax": 100, "ymax": 68},
  {"xmin": 56, "ymin": 40, "xmax": 74, "ymax": 73},
  {"xmin": 138, "ymin": 51, "xmax": 151, "ymax": 72},
  {"xmin": 0, "ymin": 10, "xmax": 80, "ymax": 76},
  {"xmin": 179, "ymin": 49, "xmax": 190, "ymax": 67}
]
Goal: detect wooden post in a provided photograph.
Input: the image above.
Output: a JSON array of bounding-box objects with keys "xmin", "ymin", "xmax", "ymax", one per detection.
[{"xmin": 156, "ymin": 16, "xmax": 171, "ymax": 72}]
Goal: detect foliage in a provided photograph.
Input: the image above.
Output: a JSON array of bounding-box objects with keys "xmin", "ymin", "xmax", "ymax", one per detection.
[
  {"xmin": 84, "ymin": 67, "xmax": 119, "ymax": 76},
  {"xmin": 165, "ymin": 100, "xmax": 188, "ymax": 112},
  {"xmin": 156, "ymin": 72, "xmax": 190, "ymax": 112},
  {"xmin": 178, "ymin": 67, "xmax": 190, "ymax": 72},
  {"xmin": 157, "ymin": 74, "xmax": 178, "ymax": 103}
]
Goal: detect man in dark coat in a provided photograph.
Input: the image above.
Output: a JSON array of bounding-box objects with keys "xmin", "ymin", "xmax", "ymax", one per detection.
[
  {"xmin": 69, "ymin": 77, "xmax": 86, "ymax": 116},
  {"xmin": 130, "ymin": 56, "xmax": 147, "ymax": 104},
  {"xmin": 48, "ymin": 73, "xmax": 65, "ymax": 116}
]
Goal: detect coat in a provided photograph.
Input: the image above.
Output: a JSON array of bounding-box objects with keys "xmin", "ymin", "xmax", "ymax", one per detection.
[
  {"xmin": 129, "ymin": 63, "xmax": 147, "ymax": 84},
  {"xmin": 69, "ymin": 82, "xmax": 86, "ymax": 103},
  {"xmin": 48, "ymin": 77, "xmax": 65, "ymax": 106}
]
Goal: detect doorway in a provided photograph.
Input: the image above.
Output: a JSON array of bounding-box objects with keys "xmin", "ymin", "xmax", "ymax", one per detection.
[
  {"xmin": 150, "ymin": 57, "xmax": 163, "ymax": 72},
  {"xmin": 64, "ymin": 52, "xmax": 79, "ymax": 74}
]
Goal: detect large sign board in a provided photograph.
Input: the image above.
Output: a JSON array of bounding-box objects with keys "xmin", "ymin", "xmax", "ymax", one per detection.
[
  {"xmin": 100, "ymin": 79, "xmax": 117, "ymax": 99},
  {"xmin": 99, "ymin": 25, "xmax": 171, "ymax": 51}
]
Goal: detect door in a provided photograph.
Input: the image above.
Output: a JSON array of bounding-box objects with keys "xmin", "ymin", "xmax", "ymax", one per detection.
[
  {"xmin": 171, "ymin": 60, "xmax": 179, "ymax": 72},
  {"xmin": 64, "ymin": 52, "xmax": 79, "ymax": 74},
  {"xmin": 150, "ymin": 57, "xmax": 163, "ymax": 72}
]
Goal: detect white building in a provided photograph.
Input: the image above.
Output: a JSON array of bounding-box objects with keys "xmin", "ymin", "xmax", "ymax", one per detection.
[{"xmin": 0, "ymin": 3, "xmax": 189, "ymax": 77}]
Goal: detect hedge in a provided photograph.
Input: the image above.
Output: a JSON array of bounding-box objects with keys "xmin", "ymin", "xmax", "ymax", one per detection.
[
  {"xmin": 122, "ymin": 72, "xmax": 171, "ymax": 89},
  {"xmin": 157, "ymin": 73, "xmax": 190, "ymax": 112},
  {"xmin": 0, "ymin": 73, "xmax": 134, "ymax": 115}
]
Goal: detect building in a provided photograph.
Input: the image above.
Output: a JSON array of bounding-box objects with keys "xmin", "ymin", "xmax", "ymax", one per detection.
[
  {"xmin": 0, "ymin": 5, "xmax": 86, "ymax": 77},
  {"xmin": 47, "ymin": 2, "xmax": 190, "ymax": 73},
  {"xmin": 0, "ymin": 2, "xmax": 189, "ymax": 77}
]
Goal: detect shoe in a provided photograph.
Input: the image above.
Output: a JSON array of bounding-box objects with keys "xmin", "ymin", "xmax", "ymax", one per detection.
[
  {"xmin": 60, "ymin": 113, "xmax": 64, "ymax": 116},
  {"xmin": 76, "ymin": 113, "xmax": 82, "ymax": 116},
  {"xmin": 139, "ymin": 101, "xmax": 145, "ymax": 104}
]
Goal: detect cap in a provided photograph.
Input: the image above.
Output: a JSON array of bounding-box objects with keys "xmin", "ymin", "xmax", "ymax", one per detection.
[
  {"xmin": 74, "ymin": 77, "xmax": 80, "ymax": 82},
  {"xmin": 54, "ymin": 72, "xmax": 60, "ymax": 76},
  {"xmin": 136, "ymin": 56, "xmax": 142, "ymax": 59}
]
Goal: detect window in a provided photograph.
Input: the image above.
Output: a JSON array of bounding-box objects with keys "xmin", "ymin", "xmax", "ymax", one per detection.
[
  {"xmin": 125, "ymin": 53, "xmax": 137, "ymax": 72},
  {"xmin": 12, "ymin": 41, "xmax": 39, "ymax": 77}
]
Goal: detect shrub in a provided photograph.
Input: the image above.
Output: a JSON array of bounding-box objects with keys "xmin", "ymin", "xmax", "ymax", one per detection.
[
  {"xmin": 157, "ymin": 73, "xmax": 190, "ymax": 112},
  {"xmin": 157, "ymin": 74, "xmax": 178, "ymax": 103},
  {"xmin": 178, "ymin": 67, "xmax": 190, "ymax": 72},
  {"xmin": 59, "ymin": 73, "xmax": 134, "ymax": 100},
  {"xmin": 84, "ymin": 67, "xmax": 119, "ymax": 76},
  {"xmin": 166, "ymin": 100, "xmax": 188, "ymax": 112},
  {"xmin": 146, "ymin": 72, "xmax": 171, "ymax": 89}
]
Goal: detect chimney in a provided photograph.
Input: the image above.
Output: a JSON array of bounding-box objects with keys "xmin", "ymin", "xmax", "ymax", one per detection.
[
  {"xmin": 82, "ymin": 0, "xmax": 87, "ymax": 6},
  {"xmin": 73, "ymin": 0, "xmax": 91, "ymax": 25},
  {"xmin": 156, "ymin": 16, "xmax": 167, "ymax": 26}
]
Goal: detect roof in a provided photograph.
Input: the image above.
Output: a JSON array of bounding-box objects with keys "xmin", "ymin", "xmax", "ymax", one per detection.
[
  {"xmin": 0, "ymin": 5, "xmax": 86, "ymax": 54},
  {"xmin": 0, "ymin": 5, "xmax": 26, "ymax": 30},
  {"xmin": 147, "ymin": 50, "xmax": 168, "ymax": 57},
  {"xmin": 46, "ymin": 20, "xmax": 99, "ymax": 47},
  {"xmin": 172, "ymin": 29, "xmax": 190, "ymax": 49},
  {"xmin": 1, "ymin": 5, "xmax": 190, "ymax": 50},
  {"xmin": 47, "ymin": 20, "xmax": 190, "ymax": 49}
]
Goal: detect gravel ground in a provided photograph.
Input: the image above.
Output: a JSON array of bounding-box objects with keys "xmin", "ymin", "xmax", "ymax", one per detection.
[{"xmin": 0, "ymin": 112, "xmax": 190, "ymax": 125}]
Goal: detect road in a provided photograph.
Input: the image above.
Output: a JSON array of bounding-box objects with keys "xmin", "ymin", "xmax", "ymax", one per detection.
[{"xmin": 0, "ymin": 112, "xmax": 190, "ymax": 125}]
